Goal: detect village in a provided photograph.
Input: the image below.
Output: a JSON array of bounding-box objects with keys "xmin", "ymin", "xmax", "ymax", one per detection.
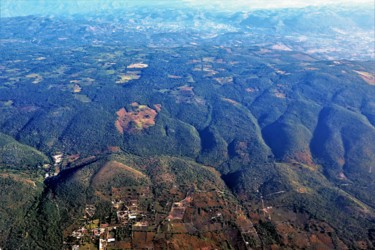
[
  {"xmin": 61, "ymin": 181, "xmax": 265, "ymax": 250},
  {"xmin": 62, "ymin": 183, "xmax": 205, "ymax": 250},
  {"xmin": 63, "ymin": 185, "xmax": 156, "ymax": 250}
]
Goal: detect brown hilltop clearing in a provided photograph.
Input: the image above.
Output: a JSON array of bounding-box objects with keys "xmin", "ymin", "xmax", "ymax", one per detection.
[
  {"xmin": 93, "ymin": 161, "xmax": 147, "ymax": 182},
  {"xmin": 115, "ymin": 102, "xmax": 160, "ymax": 134},
  {"xmin": 91, "ymin": 161, "xmax": 148, "ymax": 197},
  {"xmin": 287, "ymin": 150, "xmax": 314, "ymax": 166}
]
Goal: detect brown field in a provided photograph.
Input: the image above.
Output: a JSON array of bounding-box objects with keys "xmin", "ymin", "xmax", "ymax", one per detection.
[
  {"xmin": 132, "ymin": 231, "xmax": 155, "ymax": 249},
  {"xmin": 168, "ymin": 234, "xmax": 218, "ymax": 250},
  {"xmin": 92, "ymin": 161, "xmax": 147, "ymax": 191},
  {"xmin": 115, "ymin": 103, "xmax": 159, "ymax": 134},
  {"xmin": 274, "ymin": 92, "xmax": 286, "ymax": 99},
  {"xmin": 116, "ymin": 72, "xmax": 141, "ymax": 84},
  {"xmin": 127, "ymin": 63, "xmax": 148, "ymax": 69},
  {"xmin": 287, "ymin": 150, "xmax": 314, "ymax": 166},
  {"xmin": 109, "ymin": 241, "xmax": 131, "ymax": 249},
  {"xmin": 72, "ymin": 84, "xmax": 82, "ymax": 93},
  {"xmin": 354, "ymin": 70, "xmax": 375, "ymax": 85},
  {"xmin": 221, "ymin": 97, "xmax": 239, "ymax": 106}
]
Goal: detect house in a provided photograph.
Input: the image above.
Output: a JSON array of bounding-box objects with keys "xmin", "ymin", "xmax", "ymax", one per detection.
[{"xmin": 129, "ymin": 214, "xmax": 137, "ymax": 220}]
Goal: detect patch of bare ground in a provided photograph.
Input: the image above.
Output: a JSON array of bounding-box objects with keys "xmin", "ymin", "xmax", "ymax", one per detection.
[
  {"xmin": 132, "ymin": 231, "xmax": 155, "ymax": 249},
  {"xmin": 354, "ymin": 70, "xmax": 375, "ymax": 85},
  {"xmin": 167, "ymin": 234, "xmax": 219, "ymax": 249},
  {"xmin": 92, "ymin": 161, "xmax": 147, "ymax": 192},
  {"xmin": 221, "ymin": 97, "xmax": 240, "ymax": 106},
  {"xmin": 127, "ymin": 63, "xmax": 148, "ymax": 69},
  {"xmin": 115, "ymin": 102, "xmax": 159, "ymax": 134},
  {"xmin": 286, "ymin": 150, "xmax": 315, "ymax": 166}
]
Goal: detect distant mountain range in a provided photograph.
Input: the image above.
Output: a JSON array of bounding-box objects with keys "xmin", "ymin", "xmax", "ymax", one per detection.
[{"xmin": 1, "ymin": 4, "xmax": 373, "ymax": 60}]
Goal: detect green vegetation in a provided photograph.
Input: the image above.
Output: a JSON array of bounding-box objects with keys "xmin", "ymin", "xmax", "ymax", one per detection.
[{"xmin": 0, "ymin": 133, "xmax": 49, "ymax": 170}]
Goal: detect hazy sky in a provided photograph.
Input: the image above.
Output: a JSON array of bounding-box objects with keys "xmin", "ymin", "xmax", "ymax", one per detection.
[
  {"xmin": 184, "ymin": 0, "xmax": 373, "ymax": 9},
  {"xmin": 1, "ymin": 0, "xmax": 373, "ymax": 17}
]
